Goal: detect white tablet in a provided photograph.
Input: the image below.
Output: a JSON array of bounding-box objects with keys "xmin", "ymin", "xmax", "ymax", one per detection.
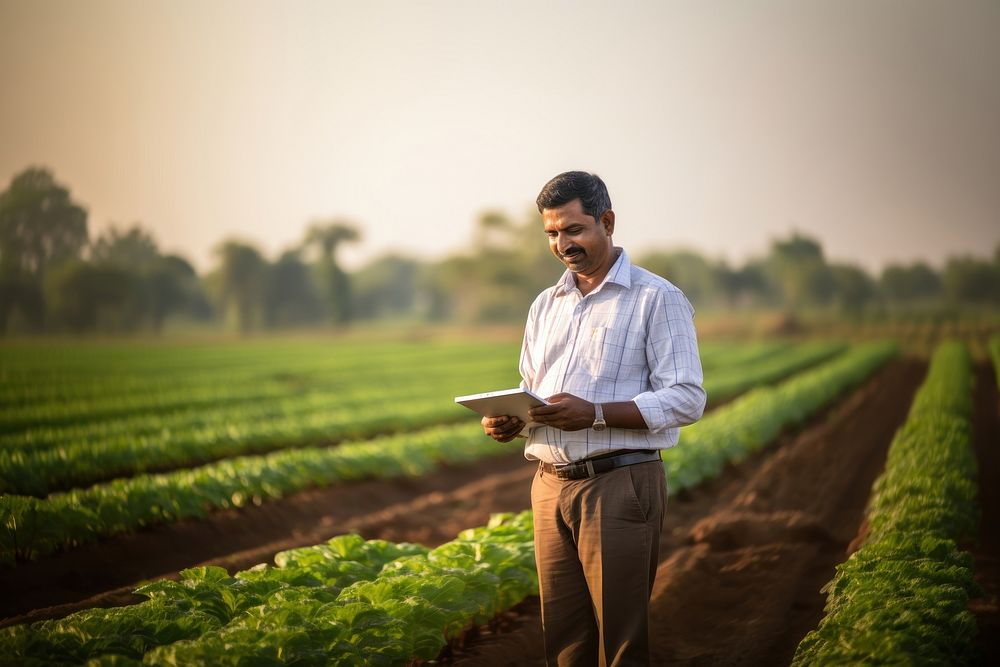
[{"xmin": 454, "ymin": 387, "xmax": 549, "ymax": 428}]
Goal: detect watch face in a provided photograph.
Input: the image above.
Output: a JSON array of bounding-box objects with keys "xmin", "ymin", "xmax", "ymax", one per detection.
[{"xmin": 593, "ymin": 421, "xmax": 607, "ymax": 431}]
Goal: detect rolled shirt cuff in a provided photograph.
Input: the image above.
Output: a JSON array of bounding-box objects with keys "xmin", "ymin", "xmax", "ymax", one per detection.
[{"xmin": 632, "ymin": 391, "xmax": 667, "ymax": 433}]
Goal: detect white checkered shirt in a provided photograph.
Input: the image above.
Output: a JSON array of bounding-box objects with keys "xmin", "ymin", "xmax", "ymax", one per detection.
[{"xmin": 520, "ymin": 248, "xmax": 706, "ymax": 464}]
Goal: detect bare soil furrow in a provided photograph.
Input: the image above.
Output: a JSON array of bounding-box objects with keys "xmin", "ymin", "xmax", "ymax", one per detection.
[{"xmin": 970, "ymin": 363, "xmax": 1000, "ymax": 665}]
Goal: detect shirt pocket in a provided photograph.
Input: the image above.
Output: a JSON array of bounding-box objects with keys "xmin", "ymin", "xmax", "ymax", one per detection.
[{"xmin": 582, "ymin": 326, "xmax": 634, "ymax": 381}]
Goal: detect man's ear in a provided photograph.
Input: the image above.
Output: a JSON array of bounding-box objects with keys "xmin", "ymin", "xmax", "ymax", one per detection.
[{"xmin": 601, "ymin": 210, "xmax": 615, "ymax": 236}]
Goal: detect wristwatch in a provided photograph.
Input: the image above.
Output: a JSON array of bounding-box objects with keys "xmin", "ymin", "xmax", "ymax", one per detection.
[{"xmin": 592, "ymin": 402, "xmax": 607, "ymax": 431}]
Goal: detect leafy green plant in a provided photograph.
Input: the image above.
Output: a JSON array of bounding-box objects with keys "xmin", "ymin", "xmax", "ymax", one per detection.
[
  {"xmin": 0, "ymin": 512, "xmax": 535, "ymax": 666},
  {"xmin": 0, "ymin": 534, "xmax": 426, "ymax": 664},
  {"xmin": 792, "ymin": 341, "xmax": 981, "ymax": 665}
]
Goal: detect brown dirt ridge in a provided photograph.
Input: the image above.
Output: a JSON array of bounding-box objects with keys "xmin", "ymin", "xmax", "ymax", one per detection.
[{"xmin": 970, "ymin": 363, "xmax": 1000, "ymax": 666}]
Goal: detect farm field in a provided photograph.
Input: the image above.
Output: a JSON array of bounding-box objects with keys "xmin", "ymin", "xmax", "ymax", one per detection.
[{"xmin": 1, "ymin": 334, "xmax": 998, "ymax": 665}]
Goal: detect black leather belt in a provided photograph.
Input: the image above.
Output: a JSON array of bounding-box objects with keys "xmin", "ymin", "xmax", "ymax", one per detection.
[{"xmin": 539, "ymin": 450, "xmax": 661, "ymax": 481}]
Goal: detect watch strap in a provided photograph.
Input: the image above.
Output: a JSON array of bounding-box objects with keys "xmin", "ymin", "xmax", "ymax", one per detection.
[{"xmin": 593, "ymin": 402, "xmax": 606, "ymax": 430}]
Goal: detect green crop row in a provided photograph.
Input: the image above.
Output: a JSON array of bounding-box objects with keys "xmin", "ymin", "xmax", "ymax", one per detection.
[
  {"xmin": 698, "ymin": 340, "xmax": 790, "ymax": 370},
  {"xmin": 0, "ymin": 363, "xmax": 518, "ymax": 496},
  {"xmin": 792, "ymin": 341, "xmax": 981, "ymax": 666},
  {"xmin": 0, "ymin": 511, "xmax": 536, "ymax": 666},
  {"xmin": 1, "ymin": 341, "xmax": 840, "ymax": 496},
  {"xmin": 0, "ymin": 422, "xmax": 504, "ymax": 567},
  {"xmin": 0, "ymin": 399, "xmax": 469, "ymax": 496},
  {"xmin": 0, "ymin": 347, "xmax": 516, "ymax": 434},
  {"xmin": 0, "ymin": 341, "xmax": 516, "ymax": 407},
  {"xmin": 663, "ymin": 341, "xmax": 897, "ymax": 492},
  {"xmin": 701, "ymin": 341, "xmax": 844, "ymax": 406},
  {"xmin": 0, "ymin": 338, "xmax": 775, "ymax": 431},
  {"xmin": 0, "ymin": 354, "xmax": 511, "ymax": 454},
  {"xmin": 0, "ymin": 535, "xmax": 428, "ymax": 665},
  {"xmin": 2, "ymin": 385, "xmax": 391, "ymax": 455}
]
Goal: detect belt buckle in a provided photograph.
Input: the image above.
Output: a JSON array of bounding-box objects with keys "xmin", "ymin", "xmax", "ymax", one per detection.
[{"xmin": 555, "ymin": 460, "xmax": 595, "ymax": 480}]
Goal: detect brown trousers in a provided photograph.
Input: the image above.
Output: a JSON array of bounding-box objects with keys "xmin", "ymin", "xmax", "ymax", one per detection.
[{"xmin": 531, "ymin": 459, "xmax": 667, "ymax": 667}]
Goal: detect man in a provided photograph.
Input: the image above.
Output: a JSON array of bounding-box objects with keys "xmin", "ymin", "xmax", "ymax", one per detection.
[{"xmin": 482, "ymin": 171, "xmax": 706, "ymax": 666}]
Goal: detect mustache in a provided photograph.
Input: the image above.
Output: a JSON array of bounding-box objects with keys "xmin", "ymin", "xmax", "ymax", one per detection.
[{"xmin": 560, "ymin": 246, "xmax": 584, "ymax": 258}]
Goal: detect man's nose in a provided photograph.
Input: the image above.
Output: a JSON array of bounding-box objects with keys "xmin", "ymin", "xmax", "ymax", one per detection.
[{"xmin": 555, "ymin": 235, "xmax": 572, "ymax": 254}]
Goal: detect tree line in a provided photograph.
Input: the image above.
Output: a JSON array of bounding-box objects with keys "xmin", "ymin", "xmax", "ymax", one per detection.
[{"xmin": 1, "ymin": 166, "xmax": 998, "ymax": 335}]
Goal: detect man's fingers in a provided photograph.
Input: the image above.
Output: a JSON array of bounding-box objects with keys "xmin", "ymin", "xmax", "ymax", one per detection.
[
  {"xmin": 485, "ymin": 417, "xmax": 523, "ymax": 442},
  {"xmin": 529, "ymin": 403, "xmax": 562, "ymax": 417}
]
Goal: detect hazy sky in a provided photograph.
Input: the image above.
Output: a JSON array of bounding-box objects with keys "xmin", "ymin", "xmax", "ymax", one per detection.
[{"xmin": 1, "ymin": 0, "xmax": 998, "ymax": 273}]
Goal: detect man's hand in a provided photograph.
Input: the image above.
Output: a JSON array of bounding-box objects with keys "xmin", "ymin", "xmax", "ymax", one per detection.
[
  {"xmin": 482, "ymin": 415, "xmax": 524, "ymax": 443},
  {"xmin": 528, "ymin": 393, "xmax": 594, "ymax": 431}
]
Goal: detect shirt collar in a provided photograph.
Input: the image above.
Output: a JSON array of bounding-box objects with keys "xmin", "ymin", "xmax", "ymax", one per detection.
[{"xmin": 554, "ymin": 246, "xmax": 632, "ymax": 297}]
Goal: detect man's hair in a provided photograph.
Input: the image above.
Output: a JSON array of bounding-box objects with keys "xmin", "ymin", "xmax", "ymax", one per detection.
[{"xmin": 535, "ymin": 171, "xmax": 612, "ymax": 222}]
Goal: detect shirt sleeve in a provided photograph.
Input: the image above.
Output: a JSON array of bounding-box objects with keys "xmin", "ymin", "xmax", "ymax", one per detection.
[{"xmin": 632, "ymin": 287, "xmax": 706, "ymax": 433}]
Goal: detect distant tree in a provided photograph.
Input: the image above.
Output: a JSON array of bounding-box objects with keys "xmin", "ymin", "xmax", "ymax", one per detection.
[
  {"xmin": 211, "ymin": 240, "xmax": 267, "ymax": 333},
  {"xmin": 352, "ymin": 254, "xmax": 422, "ymax": 320},
  {"xmin": 302, "ymin": 220, "xmax": 361, "ymax": 326},
  {"xmin": 87, "ymin": 224, "xmax": 158, "ymax": 329},
  {"xmin": 474, "ymin": 210, "xmax": 517, "ymax": 250},
  {"xmin": 879, "ymin": 262, "xmax": 942, "ymax": 302},
  {"xmin": 86, "ymin": 224, "xmax": 207, "ymax": 332},
  {"xmin": 0, "ymin": 276, "xmax": 45, "ymax": 331},
  {"xmin": 90, "ymin": 225, "xmax": 159, "ymax": 270},
  {"xmin": 0, "ymin": 167, "xmax": 88, "ymax": 280},
  {"xmin": 765, "ymin": 233, "xmax": 835, "ymax": 310},
  {"xmin": 639, "ymin": 250, "xmax": 722, "ymax": 307},
  {"xmin": 439, "ymin": 209, "xmax": 562, "ymax": 322},
  {"xmin": 942, "ymin": 256, "xmax": 1000, "ymax": 305},
  {"xmin": 722, "ymin": 261, "xmax": 777, "ymax": 308},
  {"xmin": 145, "ymin": 254, "xmax": 205, "ymax": 332},
  {"xmin": 830, "ymin": 263, "xmax": 877, "ymax": 316},
  {"xmin": 264, "ymin": 249, "xmax": 324, "ymax": 327},
  {"xmin": 44, "ymin": 260, "xmax": 131, "ymax": 332},
  {"xmin": 0, "ymin": 167, "xmax": 88, "ymax": 332}
]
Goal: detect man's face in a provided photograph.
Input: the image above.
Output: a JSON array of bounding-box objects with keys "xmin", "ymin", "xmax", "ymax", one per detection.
[{"xmin": 542, "ymin": 198, "xmax": 615, "ymax": 279}]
